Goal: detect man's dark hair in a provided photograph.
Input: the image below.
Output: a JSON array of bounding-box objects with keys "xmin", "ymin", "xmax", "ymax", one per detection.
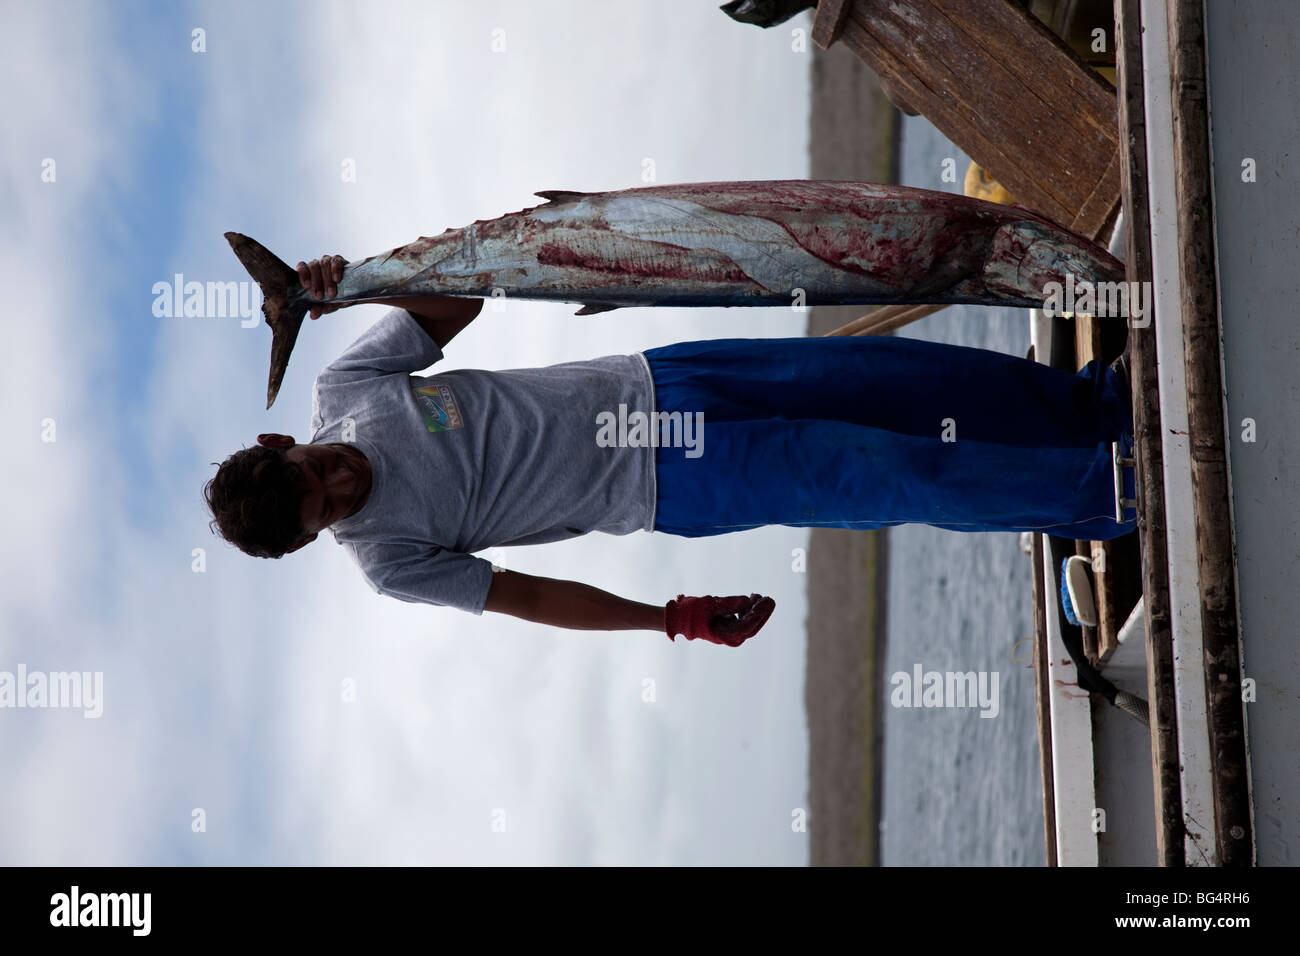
[{"xmin": 204, "ymin": 445, "xmax": 307, "ymax": 559}]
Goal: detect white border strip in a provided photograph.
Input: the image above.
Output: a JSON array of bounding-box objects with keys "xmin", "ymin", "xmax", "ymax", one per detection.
[
  {"xmin": 1139, "ymin": 0, "xmax": 1217, "ymax": 866},
  {"xmin": 1032, "ymin": 309, "xmax": 1099, "ymax": 867}
]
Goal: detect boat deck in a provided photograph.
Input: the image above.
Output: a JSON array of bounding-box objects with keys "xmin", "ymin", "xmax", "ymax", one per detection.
[
  {"xmin": 809, "ymin": 0, "xmax": 1294, "ymax": 866},
  {"xmin": 1037, "ymin": 0, "xmax": 1297, "ymax": 867}
]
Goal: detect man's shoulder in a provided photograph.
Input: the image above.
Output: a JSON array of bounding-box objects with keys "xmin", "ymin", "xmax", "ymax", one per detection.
[
  {"xmin": 334, "ymin": 535, "xmax": 415, "ymax": 584},
  {"xmin": 312, "ymin": 357, "xmax": 415, "ymax": 437},
  {"xmin": 336, "ymin": 536, "xmax": 495, "ymax": 614}
]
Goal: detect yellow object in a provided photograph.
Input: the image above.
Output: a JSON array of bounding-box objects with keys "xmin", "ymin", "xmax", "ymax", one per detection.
[{"xmin": 963, "ymin": 162, "xmax": 1015, "ymax": 205}]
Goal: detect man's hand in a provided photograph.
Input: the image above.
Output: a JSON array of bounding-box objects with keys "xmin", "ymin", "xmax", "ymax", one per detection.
[
  {"xmin": 664, "ymin": 594, "xmax": 775, "ymax": 647},
  {"xmin": 479, "ymin": 571, "xmax": 775, "ymax": 645},
  {"xmin": 296, "ymin": 254, "xmax": 347, "ymax": 319}
]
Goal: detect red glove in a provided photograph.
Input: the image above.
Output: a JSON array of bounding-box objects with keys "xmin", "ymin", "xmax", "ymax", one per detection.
[{"xmin": 664, "ymin": 594, "xmax": 775, "ymax": 647}]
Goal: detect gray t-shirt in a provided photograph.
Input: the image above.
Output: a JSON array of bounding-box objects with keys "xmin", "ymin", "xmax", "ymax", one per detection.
[{"xmin": 309, "ymin": 308, "xmax": 657, "ymax": 614}]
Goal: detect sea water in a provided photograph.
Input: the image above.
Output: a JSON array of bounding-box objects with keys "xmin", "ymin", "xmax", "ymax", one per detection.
[{"xmin": 878, "ymin": 116, "xmax": 1046, "ymax": 866}]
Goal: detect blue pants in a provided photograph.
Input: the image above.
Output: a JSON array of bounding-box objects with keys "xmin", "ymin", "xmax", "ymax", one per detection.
[{"xmin": 644, "ymin": 336, "xmax": 1136, "ymax": 540}]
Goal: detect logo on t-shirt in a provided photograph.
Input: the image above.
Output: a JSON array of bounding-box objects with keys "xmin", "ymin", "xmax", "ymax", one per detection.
[{"xmin": 412, "ymin": 384, "xmax": 464, "ymax": 432}]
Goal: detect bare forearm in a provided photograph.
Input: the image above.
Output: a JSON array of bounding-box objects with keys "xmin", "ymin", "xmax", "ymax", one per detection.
[
  {"xmin": 371, "ymin": 294, "xmax": 482, "ymax": 348},
  {"xmin": 529, "ymin": 579, "xmax": 663, "ymax": 630},
  {"xmin": 371, "ymin": 294, "xmax": 482, "ymax": 321},
  {"xmin": 487, "ymin": 572, "xmax": 663, "ymax": 631},
  {"xmin": 482, "ymin": 570, "xmax": 773, "ymax": 644}
]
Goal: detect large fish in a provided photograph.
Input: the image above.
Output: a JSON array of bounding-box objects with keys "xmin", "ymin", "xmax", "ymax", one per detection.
[{"xmin": 225, "ymin": 180, "xmax": 1123, "ymax": 408}]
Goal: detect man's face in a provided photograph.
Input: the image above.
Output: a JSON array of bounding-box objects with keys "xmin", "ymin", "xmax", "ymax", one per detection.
[{"xmin": 255, "ymin": 434, "xmax": 371, "ymax": 551}]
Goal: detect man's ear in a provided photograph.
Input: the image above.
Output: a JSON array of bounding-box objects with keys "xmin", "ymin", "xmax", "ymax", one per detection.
[
  {"xmin": 257, "ymin": 433, "xmax": 296, "ymax": 448},
  {"xmin": 284, "ymin": 532, "xmax": 318, "ymax": 554}
]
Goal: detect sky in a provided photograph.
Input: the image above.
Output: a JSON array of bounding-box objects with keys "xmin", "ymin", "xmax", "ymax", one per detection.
[{"xmin": 0, "ymin": 0, "xmax": 815, "ymax": 864}]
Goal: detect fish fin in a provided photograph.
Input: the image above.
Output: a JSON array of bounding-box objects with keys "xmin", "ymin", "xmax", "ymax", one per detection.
[
  {"xmin": 535, "ymin": 189, "xmax": 591, "ymax": 205},
  {"xmin": 575, "ymin": 302, "xmax": 619, "ymax": 316},
  {"xmin": 906, "ymin": 259, "xmax": 971, "ymax": 298},
  {"xmin": 224, "ymin": 232, "xmax": 308, "ymax": 409}
]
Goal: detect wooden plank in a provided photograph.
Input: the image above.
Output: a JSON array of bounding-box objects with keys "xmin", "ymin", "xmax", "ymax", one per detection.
[
  {"xmin": 928, "ymin": 0, "xmax": 1118, "ymax": 132},
  {"xmin": 837, "ymin": 11, "xmax": 1069, "ymax": 219},
  {"xmin": 1070, "ymin": 271, "xmax": 1136, "ymax": 667},
  {"xmin": 838, "ymin": 0, "xmax": 1119, "ymax": 226},
  {"xmin": 849, "ymin": 2, "xmax": 1100, "ymax": 216},
  {"xmin": 1165, "ymin": 0, "xmax": 1252, "ymax": 867},
  {"xmin": 822, "ymin": 303, "xmax": 946, "ymax": 337},
  {"xmin": 1074, "ymin": 538, "xmax": 1098, "ymax": 661},
  {"xmin": 1143, "ymin": 0, "xmax": 1219, "ymax": 865},
  {"xmin": 888, "ymin": 0, "xmax": 1115, "ymax": 148},
  {"xmin": 1098, "ymin": 541, "xmax": 1144, "ymax": 668},
  {"xmin": 1071, "ymin": 145, "xmax": 1125, "ymax": 240},
  {"xmin": 1074, "ymin": 312, "xmax": 1104, "ymax": 369},
  {"xmin": 837, "ymin": 15, "xmax": 1075, "ymax": 223},
  {"xmin": 1094, "ymin": 543, "xmax": 1121, "ymax": 662},
  {"xmin": 1074, "ymin": 305, "xmax": 1113, "ymax": 666},
  {"xmin": 812, "ymin": 0, "xmax": 853, "ymax": 49},
  {"xmin": 1115, "ymin": 0, "xmax": 1182, "ymax": 867},
  {"xmin": 1071, "ymin": 308, "xmax": 1102, "ymax": 665}
]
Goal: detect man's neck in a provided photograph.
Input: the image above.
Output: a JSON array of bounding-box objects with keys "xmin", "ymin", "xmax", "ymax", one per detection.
[{"xmin": 338, "ymin": 444, "xmax": 373, "ymax": 519}]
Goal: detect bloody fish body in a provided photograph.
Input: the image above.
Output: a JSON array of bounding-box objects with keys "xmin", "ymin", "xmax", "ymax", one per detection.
[{"xmin": 226, "ymin": 180, "xmax": 1123, "ymax": 407}]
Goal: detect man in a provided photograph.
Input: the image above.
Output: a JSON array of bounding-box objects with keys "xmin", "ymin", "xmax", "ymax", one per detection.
[{"xmin": 205, "ymin": 255, "xmax": 1135, "ymax": 647}]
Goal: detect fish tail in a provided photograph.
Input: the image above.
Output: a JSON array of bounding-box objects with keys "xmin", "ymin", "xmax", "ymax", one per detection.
[{"xmin": 224, "ymin": 232, "xmax": 307, "ymax": 409}]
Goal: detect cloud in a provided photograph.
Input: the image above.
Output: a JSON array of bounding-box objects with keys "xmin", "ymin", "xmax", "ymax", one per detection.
[{"xmin": 3, "ymin": 0, "xmax": 812, "ymax": 865}]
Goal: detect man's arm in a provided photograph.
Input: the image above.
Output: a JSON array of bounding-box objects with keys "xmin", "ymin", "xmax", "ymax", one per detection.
[
  {"xmin": 483, "ymin": 569, "xmax": 664, "ymax": 631},
  {"xmin": 483, "ymin": 569, "xmax": 776, "ymax": 646},
  {"xmin": 370, "ymin": 294, "xmax": 482, "ymax": 350}
]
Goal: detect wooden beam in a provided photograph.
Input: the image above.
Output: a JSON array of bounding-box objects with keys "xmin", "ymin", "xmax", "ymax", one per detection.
[
  {"xmin": 1071, "ymin": 145, "xmax": 1125, "ymax": 240},
  {"xmin": 1115, "ymin": 0, "xmax": 1182, "ymax": 867},
  {"xmin": 826, "ymin": 0, "xmax": 1121, "ymax": 235},
  {"xmin": 1072, "ymin": 311, "xmax": 1109, "ymax": 664},
  {"xmin": 821, "ymin": 303, "xmax": 946, "ymax": 337},
  {"xmin": 1165, "ymin": 0, "xmax": 1252, "ymax": 867},
  {"xmin": 1074, "ymin": 539, "xmax": 1098, "ymax": 661},
  {"xmin": 812, "ymin": 0, "xmax": 853, "ymax": 49}
]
